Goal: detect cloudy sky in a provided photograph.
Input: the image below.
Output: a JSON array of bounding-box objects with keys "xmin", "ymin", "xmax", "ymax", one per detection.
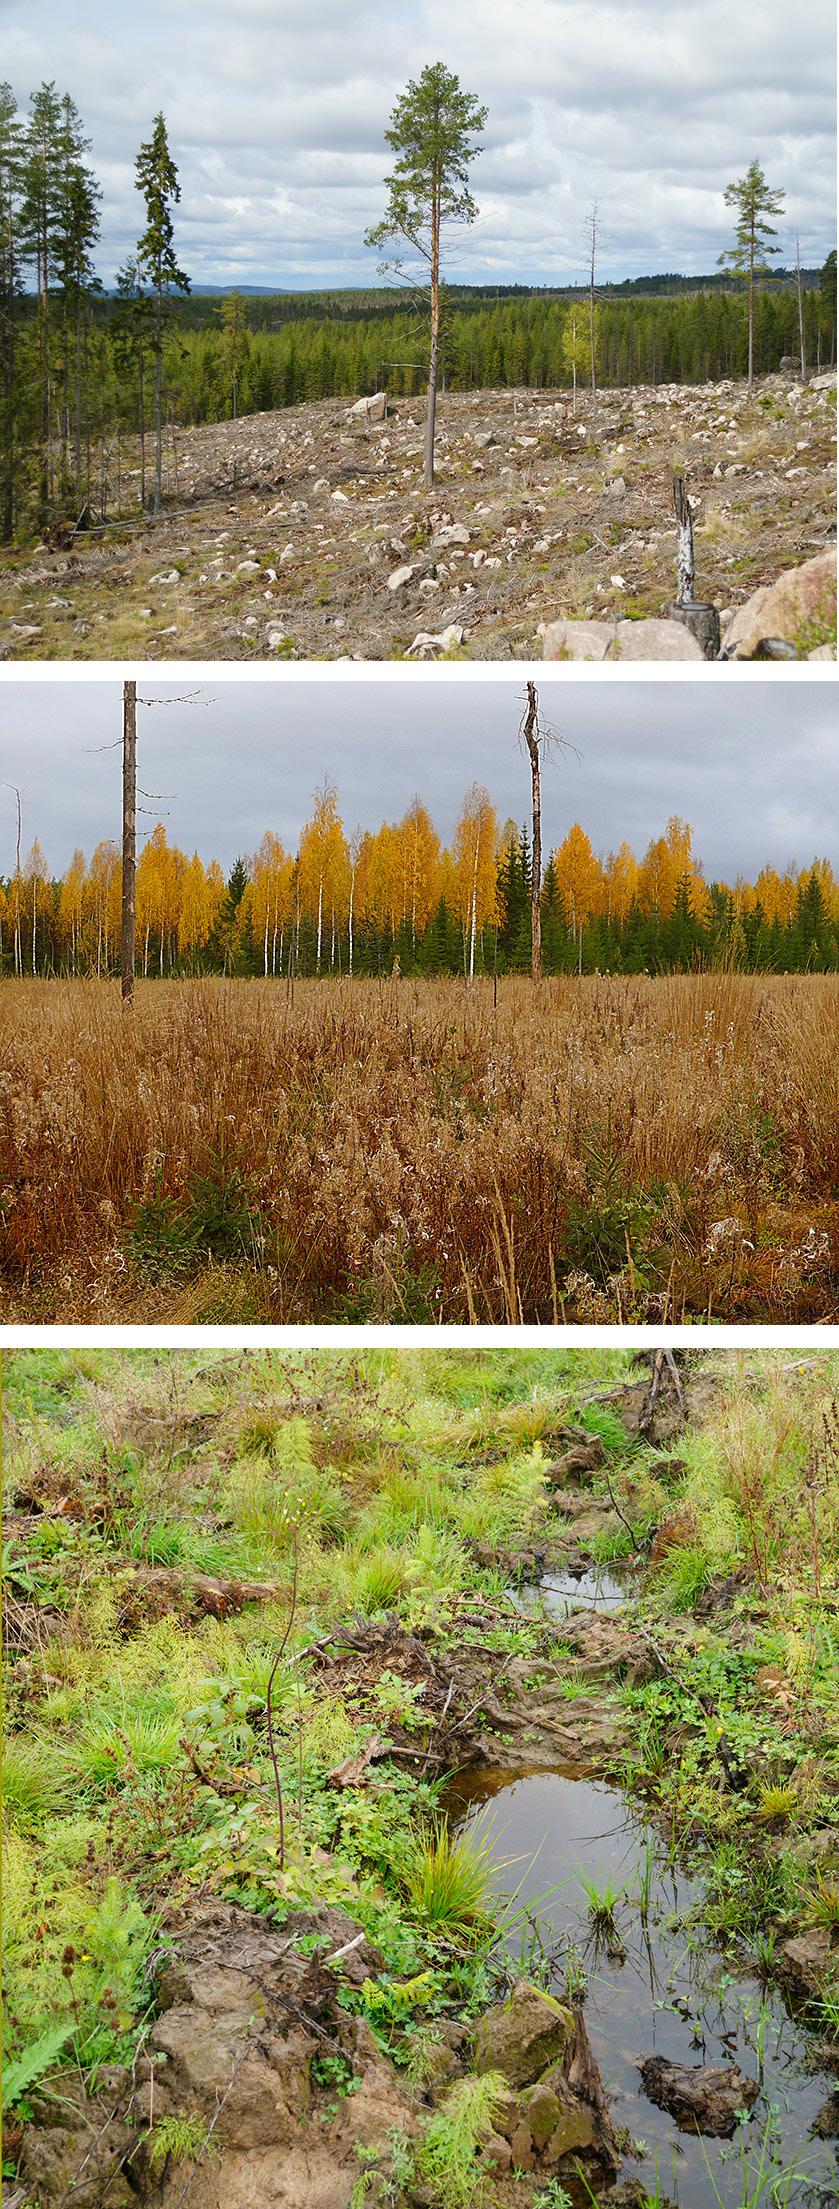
[
  {"xmin": 1, "ymin": 679, "xmax": 835, "ymax": 881},
  {"xmin": 4, "ymin": 1, "xmax": 835, "ymax": 286}
]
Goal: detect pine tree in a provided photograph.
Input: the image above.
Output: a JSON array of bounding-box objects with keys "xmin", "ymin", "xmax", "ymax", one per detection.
[
  {"xmin": 718, "ymin": 159, "xmax": 785, "ymax": 387},
  {"xmin": 366, "ymin": 62, "xmax": 486, "ymax": 488},
  {"xmin": 134, "ymin": 114, "xmax": 189, "ymax": 512}
]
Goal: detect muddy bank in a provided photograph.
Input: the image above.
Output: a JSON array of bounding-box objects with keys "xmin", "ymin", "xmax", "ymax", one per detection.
[{"xmin": 19, "ymin": 1898, "xmax": 621, "ymax": 2209}]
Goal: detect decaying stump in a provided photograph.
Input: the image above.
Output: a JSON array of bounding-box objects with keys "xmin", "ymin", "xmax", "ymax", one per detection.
[{"xmin": 669, "ymin": 472, "xmax": 721, "ymax": 659}]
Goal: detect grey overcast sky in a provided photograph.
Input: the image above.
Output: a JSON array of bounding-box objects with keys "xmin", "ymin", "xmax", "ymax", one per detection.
[
  {"xmin": 1, "ymin": 681, "xmax": 836, "ymax": 881},
  {"xmin": 4, "ymin": 1, "xmax": 836, "ymax": 287}
]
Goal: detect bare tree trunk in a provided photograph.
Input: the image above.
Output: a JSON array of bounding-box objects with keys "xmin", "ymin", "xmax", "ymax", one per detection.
[
  {"xmin": 747, "ymin": 225, "xmax": 754, "ymax": 389},
  {"xmin": 121, "ymin": 679, "xmax": 137, "ymax": 1002},
  {"xmin": 2, "ymin": 211, "xmax": 16, "ymax": 542},
  {"xmin": 672, "ymin": 475, "xmax": 695, "ymax": 603},
  {"xmin": 74, "ymin": 299, "xmax": 82, "ymax": 488},
  {"xmin": 795, "ymin": 234, "xmax": 806, "ymax": 380},
  {"xmin": 424, "ymin": 174, "xmax": 441, "ymax": 489},
  {"xmin": 154, "ymin": 288, "xmax": 163, "ymax": 513},
  {"xmin": 587, "ymin": 202, "xmax": 599, "ymax": 403},
  {"xmin": 523, "ymin": 680, "xmax": 542, "ymax": 983},
  {"xmin": 10, "ymin": 781, "xmax": 21, "ymax": 975},
  {"xmin": 139, "ymin": 350, "xmax": 146, "ymax": 511}
]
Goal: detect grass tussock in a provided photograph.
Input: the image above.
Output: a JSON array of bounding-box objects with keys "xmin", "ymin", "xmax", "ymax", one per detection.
[{"xmin": 1, "ymin": 972, "xmax": 837, "ymax": 1323}]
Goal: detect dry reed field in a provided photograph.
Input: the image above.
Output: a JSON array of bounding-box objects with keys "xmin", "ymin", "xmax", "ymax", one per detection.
[{"xmin": 1, "ymin": 972, "xmax": 837, "ymax": 1324}]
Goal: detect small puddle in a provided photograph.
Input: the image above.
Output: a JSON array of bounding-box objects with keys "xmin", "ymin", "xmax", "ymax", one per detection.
[
  {"xmin": 509, "ymin": 1564, "xmax": 629, "ymax": 1619},
  {"xmin": 450, "ymin": 1766, "xmax": 837, "ymax": 2207}
]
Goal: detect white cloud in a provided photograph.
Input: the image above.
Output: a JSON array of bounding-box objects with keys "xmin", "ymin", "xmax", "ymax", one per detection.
[
  {"xmin": 4, "ymin": 0, "xmax": 835, "ymax": 283},
  {"xmin": 0, "ymin": 680, "xmax": 836, "ymax": 882}
]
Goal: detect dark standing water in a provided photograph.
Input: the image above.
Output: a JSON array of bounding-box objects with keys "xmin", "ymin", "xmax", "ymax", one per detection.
[
  {"xmin": 509, "ymin": 1564, "xmax": 629, "ymax": 1618},
  {"xmin": 451, "ymin": 1765, "xmax": 837, "ymax": 2208}
]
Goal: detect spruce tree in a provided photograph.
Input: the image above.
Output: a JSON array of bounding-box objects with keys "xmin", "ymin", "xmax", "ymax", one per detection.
[
  {"xmin": 112, "ymin": 260, "xmax": 155, "ymax": 509},
  {"xmin": 135, "ymin": 114, "xmax": 189, "ymax": 512},
  {"xmin": 0, "ymin": 84, "xmax": 24, "ymax": 540},
  {"xmin": 19, "ymin": 83, "xmax": 65, "ymax": 511}
]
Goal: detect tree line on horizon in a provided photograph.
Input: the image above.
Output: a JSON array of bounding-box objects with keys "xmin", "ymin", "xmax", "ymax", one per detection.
[
  {"xmin": 3, "ymin": 792, "xmax": 837, "ymax": 980},
  {"xmin": 1, "ymin": 78, "xmax": 836, "ymax": 537}
]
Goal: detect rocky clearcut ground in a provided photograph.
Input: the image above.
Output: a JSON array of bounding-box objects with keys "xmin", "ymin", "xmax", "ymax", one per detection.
[{"xmin": 0, "ymin": 372, "xmax": 835, "ymax": 660}]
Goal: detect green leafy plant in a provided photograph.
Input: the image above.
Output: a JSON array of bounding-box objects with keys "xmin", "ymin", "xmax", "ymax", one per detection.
[
  {"xmin": 1, "ymin": 2021, "xmax": 75, "ymax": 2110},
  {"xmin": 417, "ymin": 2070, "xmax": 508, "ymax": 2207},
  {"xmin": 149, "ymin": 2113, "xmax": 219, "ymax": 2168}
]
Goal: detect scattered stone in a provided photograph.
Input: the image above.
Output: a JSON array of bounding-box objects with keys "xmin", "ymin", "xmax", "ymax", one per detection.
[
  {"xmin": 543, "ymin": 615, "xmax": 703, "ymax": 661},
  {"xmin": 777, "ymin": 1927, "xmax": 836, "ymax": 2001},
  {"xmin": 813, "ymin": 2091, "xmax": 839, "ymax": 2138},
  {"xmin": 348, "ymin": 391, "xmax": 388, "ymax": 423},
  {"xmin": 406, "ymin": 622, "xmax": 465, "ymax": 657},
  {"xmin": 432, "ymin": 522, "xmax": 471, "ymax": 547},
  {"xmin": 638, "ymin": 2057, "xmax": 759, "ymax": 2137},
  {"xmin": 386, "ymin": 563, "xmax": 417, "ymax": 592}
]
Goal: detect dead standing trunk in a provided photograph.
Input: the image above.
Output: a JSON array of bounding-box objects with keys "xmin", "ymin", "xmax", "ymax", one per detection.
[
  {"xmin": 670, "ymin": 473, "xmax": 720, "ymax": 658},
  {"xmin": 673, "ymin": 474, "xmax": 695, "ymax": 604},
  {"xmin": 795, "ymin": 233, "xmax": 806, "ymax": 381},
  {"xmin": 121, "ymin": 679, "xmax": 137, "ymax": 1002},
  {"xmin": 523, "ymin": 680, "xmax": 542, "ymax": 984}
]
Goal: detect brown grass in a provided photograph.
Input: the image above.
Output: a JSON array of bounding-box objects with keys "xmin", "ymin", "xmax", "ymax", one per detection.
[{"xmin": 1, "ymin": 973, "xmax": 837, "ymax": 1324}]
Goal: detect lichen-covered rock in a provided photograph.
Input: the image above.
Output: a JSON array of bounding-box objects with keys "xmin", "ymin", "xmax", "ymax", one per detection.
[
  {"xmin": 516, "ymin": 2079, "xmax": 564, "ymax": 2149},
  {"xmin": 473, "ymin": 1979, "xmax": 574, "ymax": 2087},
  {"xmin": 724, "ymin": 548, "xmax": 836, "ymax": 658}
]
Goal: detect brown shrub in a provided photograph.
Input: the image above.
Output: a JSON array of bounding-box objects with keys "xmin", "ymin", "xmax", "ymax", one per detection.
[{"xmin": 0, "ymin": 971, "xmax": 837, "ymax": 1324}]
